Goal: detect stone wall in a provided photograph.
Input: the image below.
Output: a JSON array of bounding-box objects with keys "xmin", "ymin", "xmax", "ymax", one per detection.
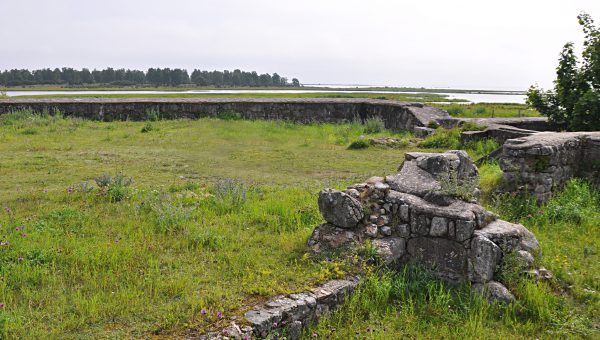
[
  {"xmin": 308, "ymin": 151, "xmax": 546, "ymax": 304},
  {"xmin": 500, "ymin": 131, "xmax": 600, "ymax": 202},
  {"xmin": 0, "ymin": 98, "xmax": 450, "ymax": 133}
]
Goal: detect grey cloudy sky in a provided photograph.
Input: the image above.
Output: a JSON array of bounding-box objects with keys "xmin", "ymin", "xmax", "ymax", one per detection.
[{"xmin": 1, "ymin": 0, "xmax": 599, "ymax": 90}]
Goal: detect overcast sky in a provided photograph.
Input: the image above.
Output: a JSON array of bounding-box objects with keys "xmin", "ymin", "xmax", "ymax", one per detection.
[{"xmin": 1, "ymin": 0, "xmax": 599, "ymax": 90}]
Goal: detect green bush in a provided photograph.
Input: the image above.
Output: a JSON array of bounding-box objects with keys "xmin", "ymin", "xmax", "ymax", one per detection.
[
  {"xmin": 348, "ymin": 139, "xmax": 370, "ymax": 149},
  {"xmin": 418, "ymin": 127, "xmax": 461, "ymax": 149},
  {"xmin": 363, "ymin": 117, "xmax": 385, "ymax": 134}
]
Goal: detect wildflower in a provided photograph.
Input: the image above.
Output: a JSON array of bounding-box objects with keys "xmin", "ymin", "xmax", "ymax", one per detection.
[
  {"xmin": 18, "ymin": 257, "xmax": 23, "ymax": 261},
  {"xmin": 201, "ymin": 309, "xmax": 207, "ymax": 315},
  {"xmin": 22, "ymin": 233, "xmax": 27, "ymax": 237},
  {"xmin": 0, "ymin": 303, "xmax": 4, "ymax": 309},
  {"xmin": 217, "ymin": 311, "xmax": 223, "ymax": 318},
  {"xmin": 20, "ymin": 225, "xmax": 25, "ymax": 231},
  {"xmin": 4, "ymin": 207, "xmax": 11, "ymax": 214},
  {"xmin": 243, "ymin": 336, "xmax": 249, "ymax": 340},
  {"xmin": 273, "ymin": 322, "xmax": 278, "ymax": 327}
]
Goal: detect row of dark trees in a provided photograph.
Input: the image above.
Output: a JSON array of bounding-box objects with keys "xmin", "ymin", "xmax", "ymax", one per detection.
[{"xmin": 0, "ymin": 68, "xmax": 300, "ymax": 87}]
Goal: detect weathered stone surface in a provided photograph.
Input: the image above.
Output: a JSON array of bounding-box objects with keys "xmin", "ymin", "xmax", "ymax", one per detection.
[
  {"xmin": 430, "ymin": 217, "xmax": 448, "ymax": 237},
  {"xmin": 475, "ymin": 220, "xmax": 539, "ymax": 253},
  {"xmin": 455, "ymin": 220, "xmax": 475, "ymax": 242},
  {"xmin": 407, "ymin": 237, "xmax": 467, "ymax": 281},
  {"xmin": 372, "ymin": 237, "xmax": 406, "ymax": 265},
  {"xmin": 318, "ymin": 189, "xmax": 364, "ymax": 229},
  {"xmin": 243, "ymin": 276, "xmax": 359, "ymax": 338},
  {"xmin": 307, "ymin": 223, "xmax": 361, "ymax": 253},
  {"xmin": 500, "ymin": 132, "xmax": 600, "ymax": 202},
  {"xmin": 0, "ymin": 98, "xmax": 453, "ymax": 133},
  {"xmin": 472, "ymin": 281, "xmax": 515, "ymax": 303},
  {"xmin": 469, "ymin": 236, "xmax": 501, "ymax": 283},
  {"xmin": 414, "ymin": 126, "xmax": 435, "ymax": 138}
]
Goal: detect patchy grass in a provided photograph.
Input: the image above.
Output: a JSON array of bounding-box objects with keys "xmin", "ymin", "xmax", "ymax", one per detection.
[
  {"xmin": 434, "ymin": 103, "xmax": 540, "ymax": 118},
  {"xmin": 0, "ymin": 111, "xmax": 596, "ymax": 339},
  {"xmin": 0, "ymin": 111, "xmax": 420, "ymax": 338}
]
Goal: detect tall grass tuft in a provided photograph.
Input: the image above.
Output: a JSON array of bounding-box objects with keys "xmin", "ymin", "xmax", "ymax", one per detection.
[{"xmin": 363, "ymin": 117, "xmax": 385, "ymax": 134}]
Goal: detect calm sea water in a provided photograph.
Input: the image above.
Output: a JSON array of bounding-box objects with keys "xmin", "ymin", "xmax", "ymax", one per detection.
[{"xmin": 4, "ymin": 89, "xmax": 527, "ymax": 104}]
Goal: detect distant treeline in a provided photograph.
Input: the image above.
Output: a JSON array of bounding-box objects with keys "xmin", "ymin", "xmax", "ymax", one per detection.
[{"xmin": 0, "ymin": 68, "xmax": 301, "ymax": 87}]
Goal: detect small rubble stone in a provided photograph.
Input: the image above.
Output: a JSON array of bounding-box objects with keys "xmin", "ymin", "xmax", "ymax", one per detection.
[
  {"xmin": 365, "ymin": 224, "xmax": 378, "ymax": 238},
  {"xmin": 380, "ymin": 226, "xmax": 392, "ymax": 236},
  {"xmin": 430, "ymin": 217, "xmax": 448, "ymax": 237},
  {"xmin": 472, "ymin": 281, "xmax": 515, "ymax": 303}
]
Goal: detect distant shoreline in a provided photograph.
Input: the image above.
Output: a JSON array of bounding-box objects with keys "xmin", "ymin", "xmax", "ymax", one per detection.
[{"xmin": 0, "ymin": 84, "xmax": 526, "ymax": 95}]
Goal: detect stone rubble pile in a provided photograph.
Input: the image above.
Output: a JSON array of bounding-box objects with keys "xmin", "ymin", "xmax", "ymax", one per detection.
[{"xmin": 309, "ymin": 151, "xmax": 545, "ymax": 301}]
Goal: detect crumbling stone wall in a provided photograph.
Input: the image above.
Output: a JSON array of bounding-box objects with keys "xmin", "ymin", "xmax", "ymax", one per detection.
[
  {"xmin": 500, "ymin": 132, "xmax": 600, "ymax": 202},
  {"xmin": 0, "ymin": 98, "xmax": 449, "ymax": 133},
  {"xmin": 308, "ymin": 151, "xmax": 544, "ymax": 303}
]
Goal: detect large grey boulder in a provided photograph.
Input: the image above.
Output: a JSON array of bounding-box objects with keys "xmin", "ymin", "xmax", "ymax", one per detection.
[
  {"xmin": 469, "ymin": 235, "xmax": 502, "ymax": 283},
  {"xmin": 475, "ymin": 220, "xmax": 539, "ymax": 253},
  {"xmin": 318, "ymin": 189, "xmax": 364, "ymax": 229}
]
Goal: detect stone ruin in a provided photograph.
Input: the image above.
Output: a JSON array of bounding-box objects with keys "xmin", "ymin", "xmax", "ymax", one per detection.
[
  {"xmin": 308, "ymin": 151, "xmax": 547, "ymax": 302},
  {"xmin": 500, "ymin": 131, "xmax": 600, "ymax": 203}
]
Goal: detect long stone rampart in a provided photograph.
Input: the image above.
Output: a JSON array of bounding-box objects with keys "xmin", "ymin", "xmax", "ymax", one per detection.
[{"xmin": 0, "ymin": 98, "xmax": 450, "ymax": 132}]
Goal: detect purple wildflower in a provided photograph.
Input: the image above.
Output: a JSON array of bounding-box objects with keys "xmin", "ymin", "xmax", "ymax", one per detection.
[
  {"xmin": 0, "ymin": 303, "xmax": 4, "ymax": 309},
  {"xmin": 217, "ymin": 312, "xmax": 223, "ymax": 318},
  {"xmin": 243, "ymin": 336, "xmax": 249, "ymax": 340},
  {"xmin": 273, "ymin": 322, "xmax": 278, "ymax": 327},
  {"xmin": 201, "ymin": 309, "xmax": 207, "ymax": 315},
  {"xmin": 18, "ymin": 257, "xmax": 23, "ymax": 261},
  {"xmin": 22, "ymin": 233, "xmax": 27, "ymax": 237},
  {"xmin": 20, "ymin": 225, "xmax": 25, "ymax": 231}
]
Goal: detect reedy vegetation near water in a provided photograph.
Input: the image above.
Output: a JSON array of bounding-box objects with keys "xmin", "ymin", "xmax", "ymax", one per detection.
[{"xmin": 0, "ymin": 111, "xmax": 595, "ymax": 338}]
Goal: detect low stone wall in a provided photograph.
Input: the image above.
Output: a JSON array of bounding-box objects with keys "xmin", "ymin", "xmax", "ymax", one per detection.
[
  {"xmin": 0, "ymin": 98, "xmax": 450, "ymax": 133},
  {"xmin": 500, "ymin": 132, "xmax": 600, "ymax": 202},
  {"xmin": 308, "ymin": 151, "xmax": 545, "ymax": 304}
]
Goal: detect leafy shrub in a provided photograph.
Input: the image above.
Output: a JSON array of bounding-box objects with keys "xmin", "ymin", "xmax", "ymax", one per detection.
[
  {"xmin": 363, "ymin": 117, "xmax": 385, "ymax": 134},
  {"xmin": 145, "ymin": 108, "xmax": 161, "ymax": 121},
  {"xmin": 347, "ymin": 139, "xmax": 370, "ymax": 149},
  {"xmin": 418, "ymin": 127, "xmax": 461, "ymax": 149},
  {"xmin": 94, "ymin": 173, "xmax": 133, "ymax": 202},
  {"xmin": 217, "ymin": 111, "xmax": 242, "ymax": 120},
  {"xmin": 462, "ymin": 139, "xmax": 499, "ymax": 159},
  {"xmin": 140, "ymin": 122, "xmax": 154, "ymax": 133}
]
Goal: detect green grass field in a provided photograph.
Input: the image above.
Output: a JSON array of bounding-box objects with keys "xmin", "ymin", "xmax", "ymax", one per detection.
[{"xmin": 0, "ymin": 111, "xmax": 595, "ymax": 339}]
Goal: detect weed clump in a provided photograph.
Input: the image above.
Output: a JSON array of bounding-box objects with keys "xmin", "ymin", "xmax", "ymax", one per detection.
[
  {"xmin": 348, "ymin": 139, "xmax": 370, "ymax": 150},
  {"xmin": 145, "ymin": 108, "xmax": 161, "ymax": 121},
  {"xmin": 140, "ymin": 122, "xmax": 154, "ymax": 133},
  {"xmin": 212, "ymin": 179, "xmax": 248, "ymax": 213},
  {"xmin": 217, "ymin": 111, "xmax": 242, "ymax": 120},
  {"xmin": 436, "ymin": 168, "xmax": 479, "ymax": 201},
  {"xmin": 94, "ymin": 173, "xmax": 133, "ymax": 202},
  {"xmin": 363, "ymin": 117, "xmax": 385, "ymax": 134}
]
